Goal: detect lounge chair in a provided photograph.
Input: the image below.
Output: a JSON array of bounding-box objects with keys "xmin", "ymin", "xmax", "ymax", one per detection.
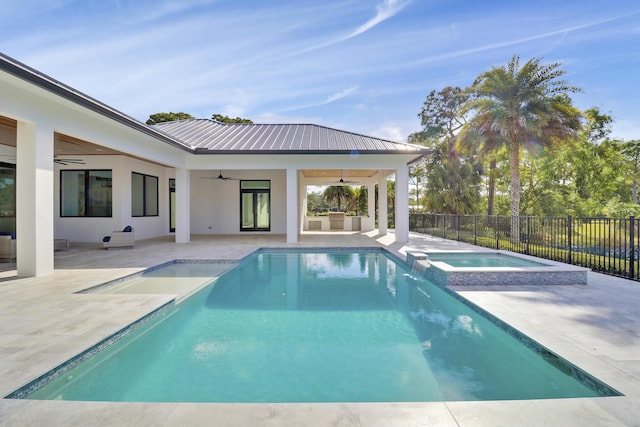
[{"xmin": 102, "ymin": 226, "xmax": 135, "ymax": 249}]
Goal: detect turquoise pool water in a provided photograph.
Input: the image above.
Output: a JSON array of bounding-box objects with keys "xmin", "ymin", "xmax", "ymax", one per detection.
[
  {"xmin": 427, "ymin": 252, "xmax": 548, "ymax": 268},
  {"xmin": 22, "ymin": 250, "xmax": 616, "ymax": 402}
]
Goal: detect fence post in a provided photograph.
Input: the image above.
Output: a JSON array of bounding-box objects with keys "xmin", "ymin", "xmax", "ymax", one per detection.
[
  {"xmin": 567, "ymin": 214, "xmax": 572, "ymax": 265},
  {"xmin": 433, "ymin": 213, "xmax": 436, "ymax": 236},
  {"xmin": 456, "ymin": 214, "xmax": 460, "ymax": 241},
  {"xmin": 495, "ymin": 215, "xmax": 499, "ymax": 250},
  {"xmin": 473, "ymin": 214, "xmax": 477, "ymax": 246},
  {"xmin": 630, "ymin": 215, "xmax": 635, "ymax": 279},
  {"xmin": 525, "ymin": 216, "xmax": 530, "ymax": 255}
]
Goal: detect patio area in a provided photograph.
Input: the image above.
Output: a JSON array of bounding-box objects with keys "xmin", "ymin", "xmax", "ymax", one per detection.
[{"xmin": 0, "ymin": 231, "xmax": 639, "ymax": 426}]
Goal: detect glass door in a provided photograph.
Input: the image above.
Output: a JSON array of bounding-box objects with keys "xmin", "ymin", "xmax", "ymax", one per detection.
[
  {"xmin": 169, "ymin": 178, "xmax": 176, "ymax": 232},
  {"xmin": 240, "ymin": 180, "xmax": 270, "ymax": 231}
]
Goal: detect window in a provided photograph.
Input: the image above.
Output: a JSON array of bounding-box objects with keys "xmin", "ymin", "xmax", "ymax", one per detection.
[
  {"xmin": 61, "ymin": 170, "xmax": 112, "ymax": 217},
  {"xmin": 132, "ymin": 172, "xmax": 159, "ymax": 217},
  {"xmin": 240, "ymin": 180, "xmax": 270, "ymax": 231},
  {"xmin": 0, "ymin": 162, "xmax": 16, "ymax": 233}
]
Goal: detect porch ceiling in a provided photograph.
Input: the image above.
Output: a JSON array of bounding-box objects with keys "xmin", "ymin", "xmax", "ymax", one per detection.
[
  {"xmin": 0, "ymin": 116, "xmax": 168, "ymax": 165},
  {"xmin": 301, "ymin": 169, "xmax": 378, "ymax": 178},
  {"xmin": 0, "ymin": 116, "xmax": 124, "ymax": 156}
]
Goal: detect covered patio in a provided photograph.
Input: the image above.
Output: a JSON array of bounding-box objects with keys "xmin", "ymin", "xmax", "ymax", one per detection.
[{"xmin": 0, "ymin": 52, "xmax": 429, "ymax": 278}]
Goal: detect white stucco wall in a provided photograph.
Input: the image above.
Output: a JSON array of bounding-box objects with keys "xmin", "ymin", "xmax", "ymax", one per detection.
[
  {"xmin": 54, "ymin": 156, "xmax": 175, "ymax": 243},
  {"xmin": 190, "ymin": 169, "xmax": 286, "ymax": 235}
]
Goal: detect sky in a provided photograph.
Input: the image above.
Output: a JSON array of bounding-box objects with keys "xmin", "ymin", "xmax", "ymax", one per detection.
[{"xmin": 1, "ymin": 0, "xmax": 639, "ymax": 142}]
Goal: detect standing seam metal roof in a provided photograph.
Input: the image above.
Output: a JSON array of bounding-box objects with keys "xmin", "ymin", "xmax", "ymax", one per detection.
[{"xmin": 154, "ymin": 119, "xmax": 429, "ymax": 155}]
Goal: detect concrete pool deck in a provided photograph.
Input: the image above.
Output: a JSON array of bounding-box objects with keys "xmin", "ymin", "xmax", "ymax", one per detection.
[{"xmin": 0, "ymin": 231, "xmax": 638, "ymax": 426}]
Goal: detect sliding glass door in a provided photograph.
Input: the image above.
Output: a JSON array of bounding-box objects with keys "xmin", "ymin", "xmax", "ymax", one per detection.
[{"xmin": 240, "ymin": 180, "xmax": 270, "ymax": 231}]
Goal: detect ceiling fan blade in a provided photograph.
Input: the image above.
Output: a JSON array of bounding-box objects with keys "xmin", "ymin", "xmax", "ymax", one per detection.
[
  {"xmin": 54, "ymin": 158, "xmax": 85, "ymax": 165},
  {"xmin": 201, "ymin": 171, "xmax": 239, "ymax": 181}
]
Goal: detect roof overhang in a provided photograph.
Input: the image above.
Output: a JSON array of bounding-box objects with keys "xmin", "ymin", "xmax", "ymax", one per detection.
[
  {"xmin": 1, "ymin": 52, "xmax": 431, "ymax": 165},
  {"xmin": 0, "ymin": 52, "xmax": 193, "ymax": 154}
]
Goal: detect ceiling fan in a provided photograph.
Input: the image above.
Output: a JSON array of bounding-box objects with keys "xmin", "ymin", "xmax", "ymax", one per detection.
[
  {"xmin": 325, "ymin": 170, "xmax": 358, "ymax": 185},
  {"xmin": 54, "ymin": 157, "xmax": 85, "ymax": 166},
  {"xmin": 0, "ymin": 155, "xmax": 85, "ymax": 166},
  {"xmin": 201, "ymin": 170, "xmax": 240, "ymax": 181}
]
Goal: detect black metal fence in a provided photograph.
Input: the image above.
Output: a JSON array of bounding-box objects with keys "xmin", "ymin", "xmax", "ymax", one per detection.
[{"xmin": 409, "ymin": 213, "xmax": 640, "ymax": 281}]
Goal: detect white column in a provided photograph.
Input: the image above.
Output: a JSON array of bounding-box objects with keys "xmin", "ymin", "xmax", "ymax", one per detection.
[
  {"xmin": 378, "ymin": 173, "xmax": 388, "ymax": 235},
  {"xmin": 16, "ymin": 120, "xmax": 54, "ymax": 277},
  {"xmin": 298, "ymin": 173, "xmax": 306, "ymax": 233},
  {"xmin": 367, "ymin": 183, "xmax": 376, "ymax": 230},
  {"xmin": 395, "ymin": 165, "xmax": 409, "ymax": 243},
  {"xmin": 175, "ymin": 168, "xmax": 190, "ymax": 243},
  {"xmin": 286, "ymin": 167, "xmax": 298, "ymax": 243}
]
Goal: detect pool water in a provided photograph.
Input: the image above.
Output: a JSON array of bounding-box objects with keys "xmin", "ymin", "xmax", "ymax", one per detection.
[
  {"xmin": 427, "ymin": 252, "xmax": 548, "ymax": 268},
  {"xmin": 90, "ymin": 262, "xmax": 235, "ymax": 297},
  {"xmin": 23, "ymin": 250, "xmax": 616, "ymax": 403}
]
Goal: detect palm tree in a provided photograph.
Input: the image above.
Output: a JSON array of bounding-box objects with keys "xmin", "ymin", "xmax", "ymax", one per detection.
[
  {"xmin": 463, "ymin": 56, "xmax": 582, "ymax": 240},
  {"xmin": 322, "ymin": 186, "xmax": 354, "ymax": 212},
  {"xmin": 425, "ymin": 141, "xmax": 481, "ymax": 214}
]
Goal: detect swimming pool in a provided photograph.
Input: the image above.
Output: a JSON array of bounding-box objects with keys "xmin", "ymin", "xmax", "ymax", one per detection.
[{"xmin": 11, "ymin": 249, "xmax": 618, "ymax": 402}]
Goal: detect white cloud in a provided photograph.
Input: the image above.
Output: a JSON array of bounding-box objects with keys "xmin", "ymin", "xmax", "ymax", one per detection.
[
  {"xmin": 378, "ymin": 126, "xmax": 405, "ymax": 142},
  {"xmin": 405, "ymin": 10, "xmax": 640, "ymax": 67},
  {"xmin": 290, "ymin": 0, "xmax": 413, "ymax": 56},
  {"xmin": 346, "ymin": 0, "xmax": 413, "ymax": 39},
  {"xmin": 325, "ymin": 86, "xmax": 359, "ymax": 104}
]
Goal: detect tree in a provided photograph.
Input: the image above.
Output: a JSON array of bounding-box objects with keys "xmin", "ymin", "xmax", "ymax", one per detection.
[
  {"xmin": 464, "ymin": 56, "xmax": 582, "ymax": 239},
  {"xmin": 419, "ymin": 87, "xmax": 468, "ymax": 139},
  {"xmin": 424, "ymin": 142, "xmax": 481, "ymax": 214},
  {"xmin": 354, "ymin": 186, "xmax": 368, "ymax": 216},
  {"xmin": 322, "ymin": 186, "xmax": 354, "ymax": 212},
  {"xmin": 407, "ymin": 132, "xmax": 430, "ymax": 212},
  {"xmin": 408, "ymin": 161, "xmax": 426, "ymax": 212},
  {"xmin": 561, "ymin": 107, "xmax": 628, "ymax": 216},
  {"xmin": 387, "ymin": 179, "xmax": 396, "ymax": 227},
  {"xmin": 146, "ymin": 112, "xmax": 254, "ymax": 125},
  {"xmin": 416, "ymin": 87, "xmax": 481, "ymax": 214},
  {"xmin": 211, "ymin": 114, "xmax": 253, "ymax": 124},
  {"xmin": 621, "ymin": 140, "xmax": 640, "ymax": 204},
  {"xmin": 458, "ymin": 125, "xmax": 504, "ymax": 217},
  {"xmin": 306, "ymin": 191, "xmax": 330, "ymax": 214},
  {"xmin": 146, "ymin": 112, "xmax": 194, "ymax": 125}
]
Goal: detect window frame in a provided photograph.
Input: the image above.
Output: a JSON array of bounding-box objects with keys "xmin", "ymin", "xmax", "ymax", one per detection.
[
  {"xmin": 60, "ymin": 169, "xmax": 113, "ymax": 218},
  {"xmin": 0, "ymin": 162, "xmax": 16, "ymax": 233},
  {"xmin": 169, "ymin": 178, "xmax": 176, "ymax": 232},
  {"xmin": 131, "ymin": 172, "xmax": 159, "ymax": 217}
]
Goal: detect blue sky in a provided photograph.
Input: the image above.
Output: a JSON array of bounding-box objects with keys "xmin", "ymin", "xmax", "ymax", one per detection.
[{"xmin": 1, "ymin": 0, "xmax": 639, "ymax": 142}]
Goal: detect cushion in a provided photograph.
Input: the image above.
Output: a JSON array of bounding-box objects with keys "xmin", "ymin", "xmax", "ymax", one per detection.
[{"xmin": 122, "ymin": 225, "xmax": 132, "ymax": 232}]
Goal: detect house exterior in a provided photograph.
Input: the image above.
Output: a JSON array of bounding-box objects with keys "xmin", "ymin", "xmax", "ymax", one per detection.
[{"xmin": 0, "ymin": 52, "xmax": 429, "ymax": 278}]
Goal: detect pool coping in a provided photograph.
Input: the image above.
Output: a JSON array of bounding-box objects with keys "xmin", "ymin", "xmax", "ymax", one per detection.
[
  {"xmin": 5, "ymin": 247, "xmax": 620, "ymax": 403},
  {"xmin": 5, "ymin": 299, "xmax": 176, "ymax": 400}
]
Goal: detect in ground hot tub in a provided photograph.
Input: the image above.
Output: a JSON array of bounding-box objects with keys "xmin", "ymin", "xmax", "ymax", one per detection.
[{"xmin": 407, "ymin": 250, "xmax": 588, "ymax": 286}]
